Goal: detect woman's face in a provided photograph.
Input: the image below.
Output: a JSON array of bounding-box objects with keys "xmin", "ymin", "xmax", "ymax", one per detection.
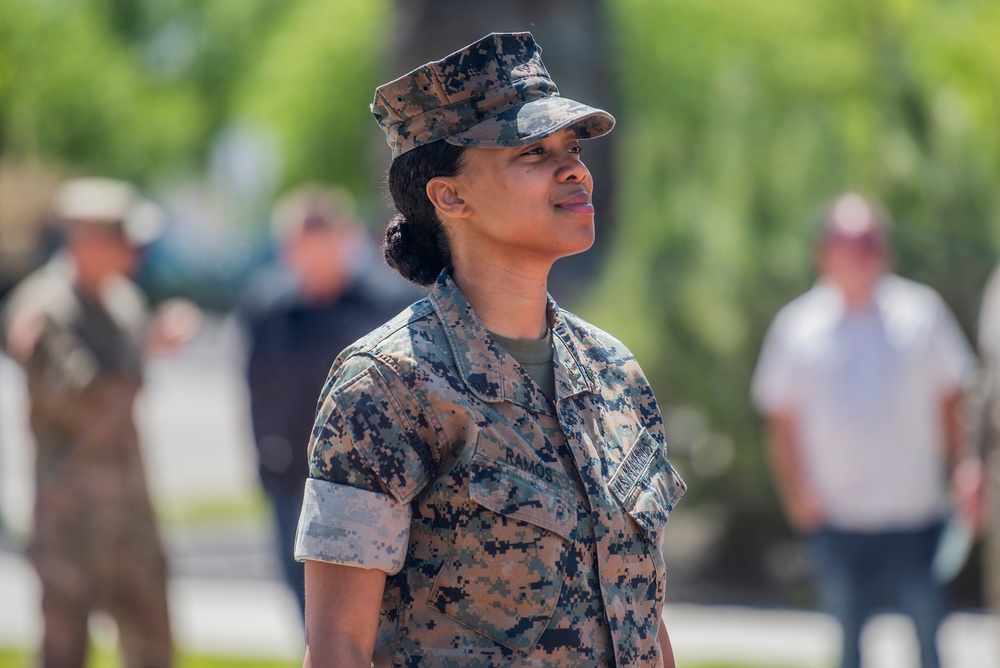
[{"xmin": 447, "ymin": 127, "xmax": 597, "ymax": 266}]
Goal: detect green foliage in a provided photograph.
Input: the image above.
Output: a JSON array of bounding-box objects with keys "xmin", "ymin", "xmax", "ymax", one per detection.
[
  {"xmin": 0, "ymin": 0, "xmax": 388, "ymax": 197},
  {"xmin": 587, "ymin": 0, "xmax": 1000, "ymax": 594},
  {"xmin": 0, "ymin": 0, "xmax": 205, "ymax": 181},
  {"xmin": 0, "ymin": 0, "xmax": 308, "ymax": 184},
  {"xmin": 3, "ymin": 0, "xmax": 1000, "ymax": 603},
  {"xmin": 234, "ymin": 0, "xmax": 390, "ymax": 195}
]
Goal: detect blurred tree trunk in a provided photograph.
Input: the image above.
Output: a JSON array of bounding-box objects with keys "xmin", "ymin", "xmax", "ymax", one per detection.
[{"xmin": 390, "ymin": 0, "xmax": 618, "ymax": 306}]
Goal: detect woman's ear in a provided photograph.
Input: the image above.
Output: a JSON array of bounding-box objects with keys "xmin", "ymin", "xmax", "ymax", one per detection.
[{"xmin": 426, "ymin": 177, "xmax": 471, "ymax": 219}]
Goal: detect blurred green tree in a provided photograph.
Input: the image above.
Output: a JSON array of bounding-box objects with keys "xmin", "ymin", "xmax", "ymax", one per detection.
[
  {"xmin": 584, "ymin": 0, "xmax": 1000, "ymax": 604},
  {"xmin": 0, "ymin": 0, "xmax": 203, "ymax": 181},
  {"xmin": 3, "ymin": 0, "xmax": 1000, "ymax": 605},
  {"xmin": 233, "ymin": 0, "xmax": 389, "ymax": 197}
]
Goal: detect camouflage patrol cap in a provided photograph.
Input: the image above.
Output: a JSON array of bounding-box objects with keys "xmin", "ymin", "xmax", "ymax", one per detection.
[{"xmin": 372, "ymin": 32, "xmax": 615, "ymax": 159}]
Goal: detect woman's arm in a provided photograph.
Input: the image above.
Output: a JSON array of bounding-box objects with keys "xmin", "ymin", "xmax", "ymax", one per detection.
[{"xmin": 302, "ymin": 560, "xmax": 387, "ymax": 668}]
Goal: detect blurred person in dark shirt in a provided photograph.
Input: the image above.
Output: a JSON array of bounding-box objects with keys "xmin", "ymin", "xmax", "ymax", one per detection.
[{"xmin": 239, "ymin": 185, "xmax": 412, "ymax": 620}]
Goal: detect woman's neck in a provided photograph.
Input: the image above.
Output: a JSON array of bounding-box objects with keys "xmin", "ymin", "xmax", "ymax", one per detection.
[{"xmin": 451, "ymin": 260, "xmax": 550, "ymax": 339}]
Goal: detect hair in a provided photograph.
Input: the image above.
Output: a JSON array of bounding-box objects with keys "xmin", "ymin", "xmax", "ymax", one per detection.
[{"xmin": 383, "ymin": 140, "xmax": 466, "ymax": 286}]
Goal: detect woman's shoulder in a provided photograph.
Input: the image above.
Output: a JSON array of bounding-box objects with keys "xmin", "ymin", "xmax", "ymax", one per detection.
[
  {"xmin": 327, "ymin": 294, "xmax": 451, "ymax": 386},
  {"xmin": 556, "ymin": 309, "xmax": 663, "ymax": 429},
  {"xmin": 556, "ymin": 307, "xmax": 637, "ymax": 363},
  {"xmin": 554, "ymin": 307, "xmax": 657, "ymax": 395},
  {"xmin": 354, "ymin": 296, "xmax": 433, "ymax": 347}
]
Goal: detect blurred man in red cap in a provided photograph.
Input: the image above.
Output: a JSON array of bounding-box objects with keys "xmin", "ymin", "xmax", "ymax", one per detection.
[{"xmin": 752, "ymin": 193, "xmax": 980, "ymax": 668}]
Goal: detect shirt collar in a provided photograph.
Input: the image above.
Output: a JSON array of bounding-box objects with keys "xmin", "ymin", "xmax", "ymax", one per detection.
[
  {"xmin": 428, "ymin": 269, "xmax": 596, "ymax": 412},
  {"xmin": 815, "ymin": 274, "xmax": 893, "ymax": 321}
]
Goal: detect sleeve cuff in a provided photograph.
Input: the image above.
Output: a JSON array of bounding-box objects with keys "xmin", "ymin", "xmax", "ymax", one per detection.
[{"xmin": 294, "ymin": 478, "xmax": 411, "ymax": 575}]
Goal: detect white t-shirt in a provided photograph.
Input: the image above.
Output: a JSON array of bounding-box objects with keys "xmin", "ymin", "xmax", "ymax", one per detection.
[{"xmin": 752, "ymin": 274, "xmax": 973, "ymax": 531}]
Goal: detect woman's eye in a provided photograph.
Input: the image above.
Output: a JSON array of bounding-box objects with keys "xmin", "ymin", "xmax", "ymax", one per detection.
[
  {"xmin": 569, "ymin": 144, "xmax": 583, "ymax": 155},
  {"xmin": 522, "ymin": 146, "xmax": 544, "ymax": 156}
]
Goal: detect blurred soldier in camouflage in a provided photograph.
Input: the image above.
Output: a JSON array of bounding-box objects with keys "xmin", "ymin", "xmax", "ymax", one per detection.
[
  {"xmin": 1, "ymin": 178, "xmax": 195, "ymax": 668},
  {"xmin": 295, "ymin": 33, "xmax": 686, "ymax": 667}
]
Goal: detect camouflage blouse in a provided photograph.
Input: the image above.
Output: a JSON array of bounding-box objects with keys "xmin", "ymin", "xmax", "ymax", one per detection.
[{"xmin": 296, "ymin": 270, "xmax": 685, "ymax": 667}]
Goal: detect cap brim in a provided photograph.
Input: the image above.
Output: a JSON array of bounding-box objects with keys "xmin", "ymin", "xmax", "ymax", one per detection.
[{"xmin": 444, "ymin": 96, "xmax": 614, "ymax": 149}]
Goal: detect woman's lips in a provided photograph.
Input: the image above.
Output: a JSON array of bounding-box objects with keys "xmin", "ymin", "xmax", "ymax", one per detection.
[{"xmin": 555, "ymin": 192, "xmax": 594, "ymax": 214}]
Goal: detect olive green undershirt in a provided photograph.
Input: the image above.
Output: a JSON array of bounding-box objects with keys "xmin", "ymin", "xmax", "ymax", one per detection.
[{"xmin": 488, "ymin": 328, "xmax": 556, "ymax": 404}]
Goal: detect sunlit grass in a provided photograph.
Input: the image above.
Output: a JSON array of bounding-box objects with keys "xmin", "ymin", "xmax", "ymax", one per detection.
[
  {"xmin": 0, "ymin": 645, "xmax": 300, "ymax": 668},
  {"xmin": 679, "ymin": 664, "xmax": 810, "ymax": 668},
  {"xmin": 0, "ymin": 644, "xmax": 809, "ymax": 668},
  {"xmin": 155, "ymin": 490, "xmax": 272, "ymax": 528}
]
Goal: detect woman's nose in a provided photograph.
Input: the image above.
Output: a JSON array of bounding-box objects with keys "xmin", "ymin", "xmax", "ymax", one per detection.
[{"xmin": 557, "ymin": 155, "xmax": 590, "ymax": 183}]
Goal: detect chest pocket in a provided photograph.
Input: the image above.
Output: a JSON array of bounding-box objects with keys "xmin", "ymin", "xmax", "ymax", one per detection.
[
  {"xmin": 608, "ymin": 427, "xmax": 686, "ymax": 547},
  {"xmin": 429, "ymin": 433, "xmax": 576, "ymax": 654}
]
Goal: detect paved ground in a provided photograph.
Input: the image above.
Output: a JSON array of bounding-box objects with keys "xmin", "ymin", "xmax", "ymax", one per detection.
[
  {"xmin": 3, "ymin": 546, "xmax": 998, "ymax": 667},
  {"xmin": 2, "ymin": 318, "xmax": 999, "ymax": 667}
]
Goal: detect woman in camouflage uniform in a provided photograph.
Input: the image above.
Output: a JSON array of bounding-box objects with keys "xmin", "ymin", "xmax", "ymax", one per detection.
[{"xmin": 295, "ymin": 32, "xmax": 686, "ymax": 667}]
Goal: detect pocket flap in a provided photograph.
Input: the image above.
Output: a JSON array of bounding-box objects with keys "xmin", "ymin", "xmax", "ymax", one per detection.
[
  {"xmin": 470, "ymin": 455, "xmax": 576, "ymax": 541},
  {"xmin": 607, "ymin": 428, "xmax": 686, "ymax": 544}
]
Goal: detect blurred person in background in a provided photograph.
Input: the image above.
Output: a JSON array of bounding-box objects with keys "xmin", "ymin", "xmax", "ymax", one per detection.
[
  {"xmin": 0, "ymin": 177, "xmax": 200, "ymax": 668},
  {"xmin": 238, "ymin": 185, "xmax": 410, "ymax": 621},
  {"xmin": 751, "ymin": 193, "xmax": 980, "ymax": 668},
  {"xmin": 976, "ymin": 266, "xmax": 1000, "ymax": 620}
]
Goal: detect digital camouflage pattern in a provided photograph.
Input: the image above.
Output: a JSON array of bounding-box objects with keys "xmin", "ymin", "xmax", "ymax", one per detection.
[
  {"xmin": 1, "ymin": 254, "xmax": 172, "ymax": 668},
  {"xmin": 371, "ymin": 32, "xmax": 614, "ymax": 159},
  {"xmin": 296, "ymin": 270, "xmax": 685, "ymax": 667},
  {"xmin": 297, "ymin": 475, "xmax": 410, "ymax": 574}
]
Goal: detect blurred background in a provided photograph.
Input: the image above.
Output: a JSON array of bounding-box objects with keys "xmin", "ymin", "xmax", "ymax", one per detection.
[{"xmin": 2, "ymin": 0, "xmax": 1000, "ymax": 666}]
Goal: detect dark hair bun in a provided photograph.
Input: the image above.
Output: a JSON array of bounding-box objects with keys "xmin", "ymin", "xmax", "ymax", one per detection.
[
  {"xmin": 382, "ymin": 213, "xmax": 446, "ymax": 286},
  {"xmin": 382, "ymin": 141, "xmax": 464, "ymax": 286}
]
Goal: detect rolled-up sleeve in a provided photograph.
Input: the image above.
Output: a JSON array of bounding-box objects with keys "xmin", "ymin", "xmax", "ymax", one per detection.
[
  {"xmin": 294, "ymin": 478, "xmax": 411, "ymax": 574},
  {"xmin": 294, "ymin": 356, "xmax": 432, "ymax": 574}
]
